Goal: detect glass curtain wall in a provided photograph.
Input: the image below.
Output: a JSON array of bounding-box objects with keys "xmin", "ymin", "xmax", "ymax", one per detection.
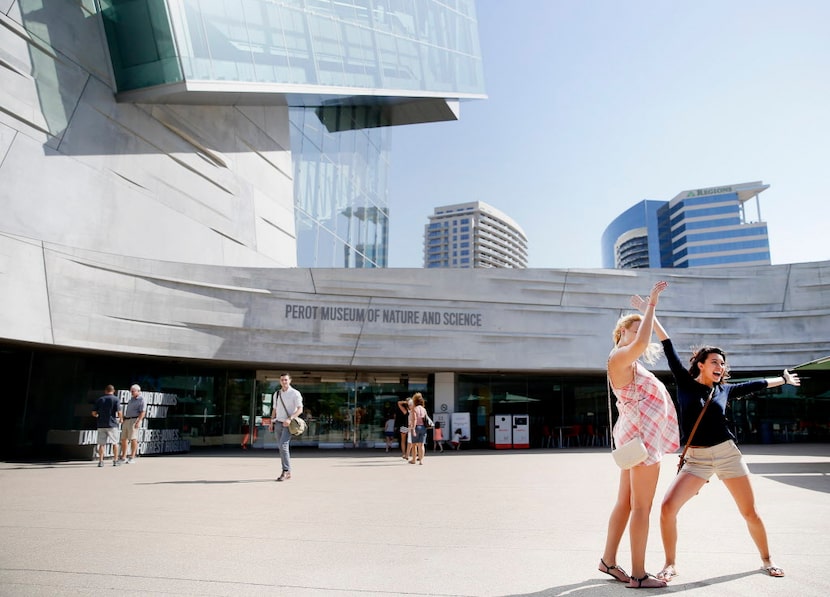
[
  {"xmin": 457, "ymin": 374, "xmax": 609, "ymax": 448},
  {"xmin": 166, "ymin": 0, "xmax": 484, "ymax": 96},
  {"xmin": 99, "ymin": 0, "xmax": 184, "ymax": 91},
  {"xmin": 3, "ymin": 343, "xmax": 825, "ymax": 459},
  {"xmin": 289, "ymin": 107, "xmax": 390, "ymax": 268},
  {"xmin": 249, "ymin": 372, "xmax": 428, "ymax": 448}
]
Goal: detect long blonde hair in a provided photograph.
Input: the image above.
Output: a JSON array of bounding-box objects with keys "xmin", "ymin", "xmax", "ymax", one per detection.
[{"xmin": 612, "ymin": 313, "xmax": 663, "ymax": 365}]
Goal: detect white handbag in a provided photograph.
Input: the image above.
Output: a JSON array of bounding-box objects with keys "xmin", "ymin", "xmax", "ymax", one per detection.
[{"xmin": 612, "ymin": 436, "xmax": 648, "ymax": 469}]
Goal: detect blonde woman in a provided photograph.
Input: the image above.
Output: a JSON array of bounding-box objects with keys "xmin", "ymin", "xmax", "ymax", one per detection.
[{"xmin": 599, "ymin": 281, "xmax": 680, "ymax": 589}]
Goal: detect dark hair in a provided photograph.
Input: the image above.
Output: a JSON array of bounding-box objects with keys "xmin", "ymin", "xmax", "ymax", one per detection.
[
  {"xmin": 688, "ymin": 346, "xmax": 730, "ymax": 380},
  {"xmin": 104, "ymin": 384, "xmax": 115, "ymax": 393}
]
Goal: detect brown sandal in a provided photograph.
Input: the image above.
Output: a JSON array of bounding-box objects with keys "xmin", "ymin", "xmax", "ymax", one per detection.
[
  {"xmin": 598, "ymin": 558, "xmax": 629, "ymax": 583},
  {"xmin": 627, "ymin": 573, "xmax": 667, "ymax": 589}
]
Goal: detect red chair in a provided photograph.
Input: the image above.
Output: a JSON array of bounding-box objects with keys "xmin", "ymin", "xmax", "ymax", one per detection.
[
  {"xmin": 562, "ymin": 424, "xmax": 581, "ymax": 447},
  {"xmin": 584, "ymin": 424, "xmax": 600, "ymax": 446},
  {"xmin": 541, "ymin": 424, "xmax": 553, "ymax": 448}
]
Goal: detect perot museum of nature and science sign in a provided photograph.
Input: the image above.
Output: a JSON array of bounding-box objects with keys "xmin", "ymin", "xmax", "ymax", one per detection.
[{"xmin": 284, "ymin": 303, "xmax": 484, "ymax": 327}]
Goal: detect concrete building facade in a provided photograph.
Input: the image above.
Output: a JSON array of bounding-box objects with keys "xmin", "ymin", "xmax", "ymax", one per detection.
[
  {"xmin": 2, "ymin": 234, "xmax": 828, "ymax": 456},
  {"xmin": 1, "ymin": 4, "xmax": 826, "ymax": 458}
]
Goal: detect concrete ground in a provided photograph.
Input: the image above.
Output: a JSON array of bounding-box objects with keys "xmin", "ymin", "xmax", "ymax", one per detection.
[{"xmin": 0, "ymin": 443, "xmax": 828, "ymax": 596}]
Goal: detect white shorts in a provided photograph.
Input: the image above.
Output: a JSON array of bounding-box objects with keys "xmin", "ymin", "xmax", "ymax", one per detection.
[{"xmin": 96, "ymin": 428, "xmax": 118, "ymax": 445}]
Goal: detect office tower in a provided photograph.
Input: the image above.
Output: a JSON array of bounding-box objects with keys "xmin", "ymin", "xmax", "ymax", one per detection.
[
  {"xmin": 1, "ymin": 0, "xmax": 485, "ymax": 269},
  {"xmin": 602, "ymin": 182, "xmax": 771, "ymax": 269},
  {"xmin": 424, "ymin": 202, "xmax": 528, "ymax": 268}
]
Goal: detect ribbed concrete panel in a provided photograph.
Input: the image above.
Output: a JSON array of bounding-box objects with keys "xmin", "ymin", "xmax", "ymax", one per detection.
[
  {"xmin": 0, "ymin": 5, "xmax": 296, "ymax": 269},
  {"xmin": 3, "ymin": 237, "xmax": 827, "ymax": 374},
  {"xmin": 0, "ymin": 233, "xmax": 52, "ymax": 344},
  {"xmin": 308, "ymin": 268, "xmax": 569, "ymax": 304}
]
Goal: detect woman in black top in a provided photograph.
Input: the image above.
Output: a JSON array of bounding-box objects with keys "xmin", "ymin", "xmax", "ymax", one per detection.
[
  {"xmin": 395, "ymin": 399, "xmax": 411, "ymax": 459},
  {"xmin": 630, "ymin": 295, "xmax": 799, "ymax": 581}
]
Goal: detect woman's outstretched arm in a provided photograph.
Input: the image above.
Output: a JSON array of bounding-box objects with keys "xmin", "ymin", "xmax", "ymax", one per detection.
[
  {"xmin": 608, "ymin": 281, "xmax": 667, "ymax": 385},
  {"xmin": 630, "ymin": 293, "xmax": 669, "ymax": 342}
]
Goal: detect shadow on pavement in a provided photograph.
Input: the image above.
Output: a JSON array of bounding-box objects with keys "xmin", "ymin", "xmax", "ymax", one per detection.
[
  {"xmin": 503, "ymin": 569, "xmax": 759, "ymax": 596},
  {"xmin": 135, "ymin": 478, "xmax": 275, "ymax": 485},
  {"xmin": 748, "ymin": 460, "xmax": 830, "ymax": 494}
]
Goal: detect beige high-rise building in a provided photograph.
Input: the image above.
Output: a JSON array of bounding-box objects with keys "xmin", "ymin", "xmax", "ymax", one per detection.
[{"xmin": 424, "ymin": 202, "xmax": 528, "ymax": 268}]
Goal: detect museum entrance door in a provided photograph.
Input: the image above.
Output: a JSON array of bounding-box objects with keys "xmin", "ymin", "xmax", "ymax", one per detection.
[{"xmin": 252, "ymin": 371, "xmax": 429, "ymax": 448}]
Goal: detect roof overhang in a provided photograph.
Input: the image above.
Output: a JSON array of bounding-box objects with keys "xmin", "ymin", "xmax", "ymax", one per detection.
[
  {"xmin": 115, "ymin": 81, "xmax": 484, "ymax": 129},
  {"xmin": 793, "ymin": 356, "xmax": 830, "ymax": 371}
]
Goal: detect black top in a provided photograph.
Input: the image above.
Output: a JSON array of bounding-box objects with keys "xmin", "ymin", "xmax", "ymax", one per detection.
[
  {"xmin": 94, "ymin": 394, "xmax": 120, "ymax": 429},
  {"xmin": 395, "ymin": 404, "xmax": 409, "ymax": 429},
  {"xmin": 662, "ymin": 339, "xmax": 767, "ymax": 447}
]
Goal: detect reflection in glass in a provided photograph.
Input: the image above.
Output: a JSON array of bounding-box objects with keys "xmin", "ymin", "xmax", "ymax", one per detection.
[
  {"xmin": 290, "ymin": 108, "xmax": 389, "ymax": 268},
  {"xmin": 167, "ymin": 0, "xmax": 484, "ymax": 96}
]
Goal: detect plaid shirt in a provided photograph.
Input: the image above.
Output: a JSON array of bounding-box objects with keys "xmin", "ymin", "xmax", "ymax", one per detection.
[{"xmin": 612, "ymin": 361, "xmax": 680, "ymax": 465}]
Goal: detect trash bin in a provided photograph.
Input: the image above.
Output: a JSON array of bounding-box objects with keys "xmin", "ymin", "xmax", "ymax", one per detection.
[
  {"xmin": 759, "ymin": 422, "xmax": 773, "ymax": 444},
  {"xmin": 489, "ymin": 415, "xmax": 512, "ymax": 449},
  {"xmin": 512, "ymin": 415, "xmax": 529, "ymax": 449}
]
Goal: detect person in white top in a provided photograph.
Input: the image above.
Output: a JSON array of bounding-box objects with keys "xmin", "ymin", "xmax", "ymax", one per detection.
[
  {"xmin": 384, "ymin": 415, "xmax": 396, "ymax": 452},
  {"xmin": 271, "ymin": 373, "xmax": 303, "ymax": 481}
]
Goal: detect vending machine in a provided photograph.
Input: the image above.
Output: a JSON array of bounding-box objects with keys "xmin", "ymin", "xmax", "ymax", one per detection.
[
  {"xmin": 489, "ymin": 414, "xmax": 512, "ymax": 449},
  {"xmin": 512, "ymin": 415, "xmax": 530, "ymax": 449}
]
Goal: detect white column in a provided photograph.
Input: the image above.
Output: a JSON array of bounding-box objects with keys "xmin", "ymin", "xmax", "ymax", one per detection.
[{"xmin": 433, "ymin": 372, "xmax": 456, "ymax": 414}]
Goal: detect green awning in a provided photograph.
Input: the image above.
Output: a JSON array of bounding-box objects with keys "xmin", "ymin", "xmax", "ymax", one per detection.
[{"xmin": 793, "ymin": 356, "xmax": 830, "ymax": 371}]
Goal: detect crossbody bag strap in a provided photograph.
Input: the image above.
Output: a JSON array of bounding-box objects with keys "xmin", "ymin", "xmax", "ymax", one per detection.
[
  {"xmin": 677, "ymin": 389, "xmax": 714, "ymax": 464},
  {"xmin": 277, "ymin": 390, "xmax": 288, "ymax": 421},
  {"xmin": 607, "ymin": 376, "xmax": 616, "ymax": 450}
]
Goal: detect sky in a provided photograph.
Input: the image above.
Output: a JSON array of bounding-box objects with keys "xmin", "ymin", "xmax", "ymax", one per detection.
[{"xmin": 386, "ymin": 0, "xmax": 830, "ymax": 269}]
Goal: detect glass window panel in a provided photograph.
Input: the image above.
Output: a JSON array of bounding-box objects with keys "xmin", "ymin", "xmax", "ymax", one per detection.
[
  {"xmin": 317, "ymin": 227, "xmax": 337, "ymax": 267},
  {"xmin": 135, "ymin": 0, "xmax": 485, "ymax": 94}
]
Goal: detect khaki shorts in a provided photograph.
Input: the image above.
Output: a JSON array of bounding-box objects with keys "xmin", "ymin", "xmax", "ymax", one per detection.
[
  {"xmin": 96, "ymin": 427, "xmax": 118, "ymax": 445},
  {"xmin": 121, "ymin": 419, "xmax": 140, "ymax": 441},
  {"xmin": 681, "ymin": 440, "xmax": 749, "ymax": 481}
]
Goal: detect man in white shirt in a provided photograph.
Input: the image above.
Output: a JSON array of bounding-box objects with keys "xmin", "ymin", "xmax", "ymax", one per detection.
[{"xmin": 271, "ymin": 373, "xmax": 303, "ymax": 481}]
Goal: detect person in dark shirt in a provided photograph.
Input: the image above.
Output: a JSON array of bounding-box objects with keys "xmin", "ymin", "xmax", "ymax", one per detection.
[
  {"xmin": 630, "ymin": 294, "xmax": 799, "ymax": 581},
  {"xmin": 92, "ymin": 385, "xmax": 123, "ymax": 467},
  {"xmin": 395, "ymin": 398, "xmax": 411, "ymax": 460}
]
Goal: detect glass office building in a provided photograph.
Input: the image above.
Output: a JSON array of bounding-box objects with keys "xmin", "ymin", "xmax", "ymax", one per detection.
[
  {"xmin": 99, "ymin": 0, "xmax": 486, "ymax": 268},
  {"xmin": 600, "ymin": 200, "xmax": 664, "ymax": 269},
  {"xmin": 603, "ymin": 182, "xmax": 772, "ymax": 269}
]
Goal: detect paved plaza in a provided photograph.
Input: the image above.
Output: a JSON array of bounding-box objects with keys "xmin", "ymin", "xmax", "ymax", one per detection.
[{"xmin": 1, "ymin": 444, "xmax": 828, "ymax": 596}]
